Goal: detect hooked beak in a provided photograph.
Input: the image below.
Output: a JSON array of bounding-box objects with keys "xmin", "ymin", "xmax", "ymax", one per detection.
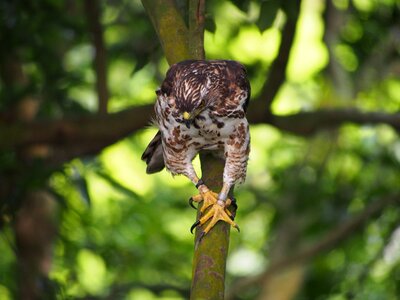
[{"xmin": 183, "ymin": 111, "xmax": 192, "ymax": 128}]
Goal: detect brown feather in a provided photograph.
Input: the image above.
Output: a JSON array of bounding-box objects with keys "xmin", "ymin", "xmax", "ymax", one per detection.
[{"xmin": 141, "ymin": 130, "xmax": 165, "ymax": 174}]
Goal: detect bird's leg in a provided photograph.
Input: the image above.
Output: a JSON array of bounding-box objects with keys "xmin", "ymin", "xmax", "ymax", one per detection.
[
  {"xmin": 190, "ymin": 182, "xmax": 240, "ymax": 236},
  {"xmin": 189, "ymin": 177, "xmax": 219, "ymax": 212}
]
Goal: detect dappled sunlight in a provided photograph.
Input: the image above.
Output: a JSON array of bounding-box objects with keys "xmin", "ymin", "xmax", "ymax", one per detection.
[
  {"xmin": 239, "ymin": 209, "xmax": 275, "ymax": 250},
  {"xmin": 204, "ymin": 2, "xmax": 248, "ymax": 59},
  {"xmin": 287, "ymin": 0, "xmax": 328, "ymax": 82},
  {"xmin": 87, "ymin": 173, "xmax": 125, "ymax": 222},
  {"xmin": 248, "ymin": 125, "xmax": 281, "ymax": 165},
  {"xmin": 228, "ymin": 26, "xmax": 281, "ymax": 64},
  {"xmin": 0, "ymin": 285, "xmax": 11, "ymax": 300},
  {"xmin": 162, "ymin": 211, "xmax": 195, "ymax": 243},
  {"xmin": 356, "ymin": 78, "xmax": 400, "ymax": 112},
  {"xmin": 101, "ymin": 138, "xmax": 153, "ymax": 197},
  {"xmin": 64, "ymin": 44, "xmax": 95, "ymax": 72},
  {"xmin": 108, "ymin": 61, "xmax": 158, "ymax": 110},
  {"xmin": 76, "ymin": 249, "xmax": 109, "ymax": 296},
  {"xmin": 334, "ymin": 44, "xmax": 359, "ymax": 71},
  {"xmin": 325, "ymin": 249, "xmax": 345, "ymax": 271},
  {"xmin": 68, "ymin": 87, "xmax": 97, "ymax": 112},
  {"xmin": 63, "ymin": 44, "xmax": 98, "ymax": 111},
  {"xmin": 272, "ymin": 83, "xmax": 304, "ymax": 114},
  {"xmin": 227, "ymin": 247, "xmax": 266, "ymax": 276}
]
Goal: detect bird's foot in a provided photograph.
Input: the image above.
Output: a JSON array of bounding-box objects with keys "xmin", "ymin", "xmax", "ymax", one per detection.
[
  {"xmin": 189, "ymin": 190, "xmax": 219, "ymax": 213},
  {"xmin": 190, "ymin": 200, "xmax": 240, "ymax": 236}
]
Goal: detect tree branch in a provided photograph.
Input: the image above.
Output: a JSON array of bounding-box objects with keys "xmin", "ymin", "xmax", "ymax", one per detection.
[
  {"xmin": 191, "ymin": 153, "xmax": 232, "ymax": 300},
  {"xmin": 247, "ymin": 101, "xmax": 400, "ymax": 135},
  {"xmin": 188, "ymin": 0, "xmax": 205, "ymax": 59},
  {"xmin": 2, "ymin": 103, "xmax": 400, "ymax": 164},
  {"xmin": 259, "ymin": 0, "xmax": 301, "ymax": 113},
  {"xmin": 140, "ymin": 2, "xmax": 231, "ymax": 298},
  {"xmin": 141, "ymin": 0, "xmax": 191, "ymax": 65},
  {"xmin": 0, "ymin": 105, "xmax": 153, "ymax": 163},
  {"xmin": 84, "ymin": 0, "xmax": 109, "ymax": 114},
  {"xmin": 226, "ymin": 194, "xmax": 399, "ymax": 299}
]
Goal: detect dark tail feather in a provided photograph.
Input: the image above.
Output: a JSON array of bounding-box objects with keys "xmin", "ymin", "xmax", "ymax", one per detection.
[{"xmin": 141, "ymin": 130, "xmax": 165, "ymax": 174}]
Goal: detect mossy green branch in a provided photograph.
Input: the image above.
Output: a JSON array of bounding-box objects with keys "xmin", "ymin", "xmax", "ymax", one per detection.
[
  {"xmin": 141, "ymin": 0, "xmax": 191, "ymax": 64},
  {"xmin": 188, "ymin": 0, "xmax": 205, "ymax": 60},
  {"xmin": 141, "ymin": 0, "xmax": 205, "ymax": 63},
  {"xmin": 141, "ymin": 2, "xmax": 230, "ymax": 299},
  {"xmin": 191, "ymin": 153, "xmax": 231, "ymax": 300}
]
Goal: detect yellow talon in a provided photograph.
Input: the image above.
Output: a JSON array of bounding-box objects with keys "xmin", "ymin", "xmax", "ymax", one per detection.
[
  {"xmin": 198, "ymin": 202, "xmax": 239, "ymax": 235},
  {"xmin": 189, "ymin": 189, "xmax": 239, "ymax": 236},
  {"xmin": 190, "ymin": 190, "xmax": 219, "ymax": 212}
]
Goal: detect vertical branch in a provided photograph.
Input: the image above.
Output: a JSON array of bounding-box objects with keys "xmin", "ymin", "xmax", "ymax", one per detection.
[
  {"xmin": 322, "ymin": 0, "xmax": 353, "ymax": 99},
  {"xmin": 15, "ymin": 191, "xmax": 58, "ymax": 299},
  {"xmin": 191, "ymin": 153, "xmax": 231, "ymax": 300},
  {"xmin": 141, "ymin": 0, "xmax": 191, "ymax": 65},
  {"xmin": 188, "ymin": 0, "xmax": 205, "ymax": 59},
  {"xmin": 187, "ymin": 1, "xmax": 232, "ymax": 299},
  {"xmin": 142, "ymin": 2, "xmax": 230, "ymax": 298},
  {"xmin": 259, "ymin": 0, "xmax": 301, "ymax": 113},
  {"xmin": 84, "ymin": 0, "xmax": 109, "ymax": 114}
]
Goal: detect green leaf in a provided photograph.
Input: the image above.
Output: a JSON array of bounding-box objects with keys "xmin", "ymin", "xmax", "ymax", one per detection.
[
  {"xmin": 231, "ymin": 0, "xmax": 252, "ymax": 13},
  {"xmin": 205, "ymin": 15, "xmax": 217, "ymax": 33},
  {"xmin": 256, "ymin": 0, "xmax": 281, "ymax": 32}
]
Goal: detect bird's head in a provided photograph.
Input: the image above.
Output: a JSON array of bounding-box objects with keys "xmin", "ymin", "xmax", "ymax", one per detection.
[
  {"xmin": 164, "ymin": 70, "xmax": 211, "ymax": 128},
  {"xmin": 179, "ymin": 98, "xmax": 207, "ymax": 128}
]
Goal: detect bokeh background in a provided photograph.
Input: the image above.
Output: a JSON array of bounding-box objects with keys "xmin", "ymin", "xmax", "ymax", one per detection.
[{"xmin": 1, "ymin": 0, "xmax": 400, "ymax": 299}]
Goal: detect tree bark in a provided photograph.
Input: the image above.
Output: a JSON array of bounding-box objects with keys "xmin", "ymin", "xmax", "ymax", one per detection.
[{"xmin": 191, "ymin": 153, "xmax": 231, "ymax": 300}]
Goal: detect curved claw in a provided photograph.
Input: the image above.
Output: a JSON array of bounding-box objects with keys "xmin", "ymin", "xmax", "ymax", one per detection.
[
  {"xmin": 230, "ymin": 197, "xmax": 238, "ymax": 211},
  {"xmin": 189, "ymin": 197, "xmax": 197, "ymax": 210},
  {"xmin": 198, "ymin": 203, "xmax": 240, "ymax": 235},
  {"xmin": 228, "ymin": 197, "xmax": 238, "ymax": 220},
  {"xmin": 188, "ymin": 192, "xmax": 218, "ymax": 212},
  {"xmin": 190, "ymin": 220, "xmax": 200, "ymax": 234}
]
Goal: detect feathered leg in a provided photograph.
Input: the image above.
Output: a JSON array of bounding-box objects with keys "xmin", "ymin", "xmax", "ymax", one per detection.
[{"xmin": 191, "ymin": 122, "xmax": 250, "ymax": 236}]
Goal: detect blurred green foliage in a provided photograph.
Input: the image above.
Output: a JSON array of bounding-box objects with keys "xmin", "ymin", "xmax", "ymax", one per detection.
[{"xmin": 1, "ymin": 0, "xmax": 400, "ymax": 299}]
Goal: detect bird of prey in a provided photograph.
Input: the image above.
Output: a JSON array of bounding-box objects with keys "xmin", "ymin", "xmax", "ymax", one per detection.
[{"xmin": 142, "ymin": 60, "xmax": 250, "ymax": 236}]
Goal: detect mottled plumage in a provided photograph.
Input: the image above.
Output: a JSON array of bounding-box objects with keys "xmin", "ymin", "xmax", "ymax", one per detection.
[{"xmin": 142, "ymin": 59, "xmax": 251, "ymax": 235}]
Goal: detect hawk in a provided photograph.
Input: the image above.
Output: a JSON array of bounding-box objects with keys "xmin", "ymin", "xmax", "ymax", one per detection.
[{"xmin": 142, "ymin": 60, "xmax": 250, "ymax": 236}]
